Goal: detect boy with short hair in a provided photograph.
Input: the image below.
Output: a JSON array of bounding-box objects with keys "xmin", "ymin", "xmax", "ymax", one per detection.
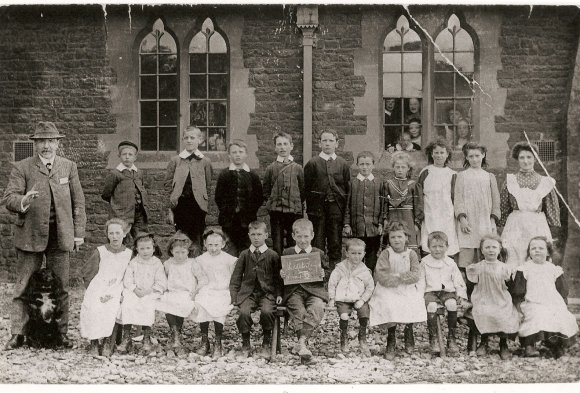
[
  {"xmin": 280, "ymin": 218, "xmax": 327, "ymax": 362},
  {"xmin": 304, "ymin": 129, "xmax": 351, "ymax": 271},
  {"xmin": 102, "ymin": 141, "xmax": 150, "ymax": 241},
  {"xmin": 263, "ymin": 132, "xmax": 304, "ymax": 255},
  {"xmin": 164, "ymin": 126, "xmax": 213, "ymax": 253},
  {"xmin": 328, "ymin": 238, "xmax": 375, "ymax": 356},
  {"xmin": 343, "ymin": 151, "xmax": 383, "ymax": 273},
  {"xmin": 215, "ymin": 140, "xmax": 264, "ymax": 257},
  {"xmin": 229, "ymin": 221, "xmax": 283, "ymax": 358},
  {"xmin": 419, "ymin": 231, "xmax": 467, "ymax": 353}
]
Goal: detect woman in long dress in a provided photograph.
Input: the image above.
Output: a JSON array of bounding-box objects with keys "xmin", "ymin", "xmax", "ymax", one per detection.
[{"xmin": 499, "ymin": 142, "xmax": 560, "ymax": 267}]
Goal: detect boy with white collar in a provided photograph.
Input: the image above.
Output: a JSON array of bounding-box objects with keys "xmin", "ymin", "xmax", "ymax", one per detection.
[
  {"xmin": 164, "ymin": 126, "xmax": 213, "ymax": 253},
  {"xmin": 343, "ymin": 151, "xmax": 383, "ymax": 273},
  {"xmin": 263, "ymin": 132, "xmax": 305, "ymax": 255},
  {"xmin": 215, "ymin": 139, "xmax": 263, "ymax": 257},
  {"xmin": 304, "ymin": 129, "xmax": 351, "ymax": 272},
  {"xmin": 102, "ymin": 140, "xmax": 150, "ymax": 241}
]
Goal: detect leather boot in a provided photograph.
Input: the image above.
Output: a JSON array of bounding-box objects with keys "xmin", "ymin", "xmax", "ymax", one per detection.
[
  {"xmin": 358, "ymin": 324, "xmax": 371, "ymax": 357},
  {"xmin": 212, "ymin": 333, "xmax": 223, "ymax": 359},
  {"xmin": 58, "ymin": 333, "xmax": 73, "ymax": 348},
  {"xmin": 260, "ymin": 330, "xmax": 272, "ymax": 358},
  {"xmin": 467, "ymin": 328, "xmax": 478, "ymax": 354},
  {"xmin": 196, "ymin": 334, "xmax": 210, "ymax": 356},
  {"xmin": 339, "ymin": 320, "xmax": 349, "ymax": 353},
  {"xmin": 404, "ymin": 324, "xmax": 415, "ymax": 353},
  {"xmin": 116, "ymin": 325, "xmax": 132, "ymax": 354},
  {"xmin": 427, "ymin": 313, "xmax": 439, "ymax": 353},
  {"xmin": 102, "ymin": 337, "xmax": 113, "ymax": 357},
  {"xmin": 385, "ymin": 326, "xmax": 396, "ymax": 360},
  {"xmin": 499, "ymin": 337, "xmax": 511, "ymax": 360},
  {"xmin": 298, "ymin": 335, "xmax": 312, "ymax": 360},
  {"xmin": 142, "ymin": 328, "xmax": 153, "ymax": 353},
  {"xmin": 240, "ymin": 333, "xmax": 251, "ymax": 357},
  {"xmin": 447, "ymin": 311, "xmax": 458, "ymax": 353},
  {"xmin": 171, "ymin": 326, "xmax": 182, "ymax": 349},
  {"xmin": 88, "ymin": 339, "xmax": 100, "ymax": 356},
  {"xmin": 476, "ymin": 334, "xmax": 489, "ymax": 356},
  {"xmin": 3, "ymin": 334, "xmax": 24, "ymax": 351}
]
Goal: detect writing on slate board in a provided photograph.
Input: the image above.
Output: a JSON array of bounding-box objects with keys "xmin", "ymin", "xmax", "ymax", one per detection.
[{"xmin": 281, "ymin": 252, "xmax": 323, "ymax": 285}]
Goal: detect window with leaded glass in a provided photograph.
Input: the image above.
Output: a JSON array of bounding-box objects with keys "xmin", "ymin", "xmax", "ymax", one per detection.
[
  {"xmin": 434, "ymin": 14, "xmax": 475, "ymax": 150},
  {"xmin": 139, "ymin": 19, "xmax": 178, "ymax": 151},
  {"xmin": 189, "ymin": 18, "xmax": 229, "ymax": 151},
  {"xmin": 382, "ymin": 15, "xmax": 423, "ymax": 150}
]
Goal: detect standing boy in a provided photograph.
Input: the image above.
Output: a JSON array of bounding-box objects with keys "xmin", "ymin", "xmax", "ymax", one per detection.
[
  {"xmin": 343, "ymin": 151, "xmax": 383, "ymax": 273},
  {"xmin": 304, "ymin": 129, "xmax": 351, "ymax": 272},
  {"xmin": 229, "ymin": 221, "xmax": 283, "ymax": 358},
  {"xmin": 102, "ymin": 141, "xmax": 150, "ymax": 242},
  {"xmin": 280, "ymin": 218, "xmax": 327, "ymax": 362},
  {"xmin": 164, "ymin": 126, "xmax": 213, "ymax": 253},
  {"xmin": 263, "ymin": 132, "xmax": 304, "ymax": 255},
  {"xmin": 215, "ymin": 140, "xmax": 263, "ymax": 257}
]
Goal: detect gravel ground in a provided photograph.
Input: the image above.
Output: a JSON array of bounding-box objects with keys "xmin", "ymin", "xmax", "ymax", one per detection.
[{"xmin": 0, "ymin": 282, "xmax": 579, "ymax": 384}]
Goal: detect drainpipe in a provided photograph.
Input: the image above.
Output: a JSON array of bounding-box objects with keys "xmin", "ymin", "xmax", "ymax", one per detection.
[{"xmin": 296, "ymin": 5, "xmax": 318, "ymax": 163}]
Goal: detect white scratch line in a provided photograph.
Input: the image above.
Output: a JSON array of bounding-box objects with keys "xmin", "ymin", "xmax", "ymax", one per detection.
[
  {"xmin": 128, "ymin": 5, "xmax": 132, "ymax": 31},
  {"xmin": 528, "ymin": 6, "xmax": 533, "ymax": 19},
  {"xmin": 403, "ymin": 6, "xmax": 493, "ymax": 110},
  {"xmin": 523, "ymin": 131, "xmax": 580, "ymax": 230}
]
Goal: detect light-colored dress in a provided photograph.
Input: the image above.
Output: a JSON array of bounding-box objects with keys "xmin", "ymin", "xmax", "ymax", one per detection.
[
  {"xmin": 369, "ymin": 247, "xmax": 426, "ymax": 327},
  {"xmin": 454, "ymin": 168, "xmax": 500, "ymax": 255},
  {"xmin": 120, "ymin": 255, "xmax": 167, "ymax": 326},
  {"xmin": 419, "ymin": 165, "xmax": 459, "ymax": 255},
  {"xmin": 191, "ymin": 251, "xmax": 237, "ymax": 324},
  {"xmin": 517, "ymin": 261, "xmax": 578, "ymax": 338},
  {"xmin": 500, "ymin": 172, "xmax": 559, "ymax": 267},
  {"xmin": 466, "ymin": 260, "xmax": 519, "ymax": 334},
  {"xmin": 156, "ymin": 258, "xmax": 197, "ymax": 318},
  {"xmin": 80, "ymin": 246, "xmax": 132, "ymax": 340}
]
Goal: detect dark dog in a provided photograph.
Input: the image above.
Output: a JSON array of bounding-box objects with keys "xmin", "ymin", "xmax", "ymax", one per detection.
[{"xmin": 24, "ymin": 268, "xmax": 64, "ymax": 348}]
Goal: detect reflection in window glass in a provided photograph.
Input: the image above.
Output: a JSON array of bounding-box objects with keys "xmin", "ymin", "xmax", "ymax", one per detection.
[
  {"xmin": 139, "ymin": 19, "xmax": 178, "ymax": 151},
  {"xmin": 382, "ymin": 15, "xmax": 423, "ymax": 150},
  {"xmin": 189, "ymin": 18, "xmax": 229, "ymax": 151},
  {"xmin": 434, "ymin": 14, "xmax": 475, "ymax": 150}
]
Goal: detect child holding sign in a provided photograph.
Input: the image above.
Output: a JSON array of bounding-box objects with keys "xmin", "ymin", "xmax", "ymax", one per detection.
[
  {"xmin": 328, "ymin": 238, "xmax": 375, "ymax": 356},
  {"xmin": 280, "ymin": 218, "xmax": 327, "ymax": 363}
]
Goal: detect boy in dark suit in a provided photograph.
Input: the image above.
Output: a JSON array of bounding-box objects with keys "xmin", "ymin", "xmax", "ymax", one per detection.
[
  {"xmin": 304, "ymin": 129, "xmax": 351, "ymax": 272},
  {"xmin": 229, "ymin": 221, "xmax": 283, "ymax": 358},
  {"xmin": 343, "ymin": 151, "xmax": 383, "ymax": 273},
  {"xmin": 215, "ymin": 140, "xmax": 263, "ymax": 257},
  {"xmin": 101, "ymin": 141, "xmax": 150, "ymax": 243},
  {"xmin": 280, "ymin": 218, "xmax": 327, "ymax": 362}
]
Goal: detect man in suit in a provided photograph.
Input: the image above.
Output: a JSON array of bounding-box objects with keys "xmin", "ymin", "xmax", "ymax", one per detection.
[{"xmin": 2, "ymin": 121, "xmax": 86, "ymax": 350}]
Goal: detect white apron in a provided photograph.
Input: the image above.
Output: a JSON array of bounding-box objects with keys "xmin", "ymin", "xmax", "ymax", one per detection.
[
  {"xmin": 369, "ymin": 248, "xmax": 426, "ymax": 327},
  {"xmin": 80, "ymin": 246, "xmax": 132, "ymax": 340},
  {"xmin": 421, "ymin": 166, "xmax": 459, "ymax": 255},
  {"xmin": 502, "ymin": 174, "xmax": 554, "ymax": 267}
]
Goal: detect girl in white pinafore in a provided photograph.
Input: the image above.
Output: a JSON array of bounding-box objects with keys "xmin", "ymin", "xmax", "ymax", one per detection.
[
  {"xmin": 369, "ymin": 222, "xmax": 426, "ymax": 359},
  {"xmin": 117, "ymin": 232, "xmax": 167, "ymax": 353},
  {"xmin": 156, "ymin": 232, "xmax": 198, "ymax": 348},
  {"xmin": 80, "ymin": 218, "xmax": 132, "ymax": 356},
  {"xmin": 418, "ymin": 139, "xmax": 458, "ymax": 256},
  {"xmin": 191, "ymin": 229, "xmax": 237, "ymax": 358}
]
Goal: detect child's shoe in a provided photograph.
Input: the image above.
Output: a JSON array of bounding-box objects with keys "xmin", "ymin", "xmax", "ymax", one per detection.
[
  {"xmin": 447, "ymin": 329, "xmax": 458, "ymax": 353},
  {"xmin": 499, "ymin": 338, "xmax": 511, "ymax": 360},
  {"xmin": 476, "ymin": 335, "xmax": 489, "ymax": 356},
  {"xmin": 196, "ymin": 334, "xmax": 210, "ymax": 356},
  {"xmin": 339, "ymin": 320, "xmax": 349, "ymax": 353},
  {"xmin": 141, "ymin": 329, "xmax": 153, "ymax": 353},
  {"xmin": 259, "ymin": 331, "xmax": 272, "ymax": 359},
  {"xmin": 404, "ymin": 324, "xmax": 415, "ymax": 353},
  {"xmin": 101, "ymin": 337, "xmax": 114, "ymax": 357},
  {"xmin": 171, "ymin": 326, "xmax": 182, "ymax": 349},
  {"xmin": 298, "ymin": 336, "xmax": 312, "ymax": 361},
  {"xmin": 212, "ymin": 335, "xmax": 223, "ymax": 359},
  {"xmin": 524, "ymin": 344, "xmax": 540, "ymax": 357},
  {"xmin": 385, "ymin": 327, "xmax": 396, "ymax": 361},
  {"xmin": 427, "ymin": 313, "xmax": 440, "ymax": 353},
  {"xmin": 358, "ymin": 333, "xmax": 371, "ymax": 357},
  {"xmin": 240, "ymin": 333, "xmax": 252, "ymax": 358},
  {"xmin": 467, "ymin": 328, "xmax": 478, "ymax": 354},
  {"xmin": 88, "ymin": 340, "xmax": 100, "ymax": 356},
  {"xmin": 116, "ymin": 337, "xmax": 132, "ymax": 354}
]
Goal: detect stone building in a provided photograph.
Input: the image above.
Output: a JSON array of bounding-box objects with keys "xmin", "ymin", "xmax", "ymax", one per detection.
[{"xmin": 0, "ymin": 4, "xmax": 579, "ymax": 289}]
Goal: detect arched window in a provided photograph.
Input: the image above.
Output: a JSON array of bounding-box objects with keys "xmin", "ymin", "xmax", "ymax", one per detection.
[
  {"xmin": 138, "ymin": 19, "xmax": 178, "ymax": 151},
  {"xmin": 189, "ymin": 18, "xmax": 229, "ymax": 151},
  {"xmin": 382, "ymin": 15, "xmax": 423, "ymax": 149},
  {"xmin": 433, "ymin": 14, "xmax": 475, "ymax": 150}
]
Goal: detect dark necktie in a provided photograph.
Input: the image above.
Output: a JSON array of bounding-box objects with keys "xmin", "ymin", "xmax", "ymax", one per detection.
[
  {"xmin": 299, "ymin": 249, "xmax": 306, "ymax": 254},
  {"xmin": 254, "ymin": 249, "xmax": 260, "ymax": 260},
  {"xmin": 46, "ymin": 163, "xmax": 52, "ymax": 173}
]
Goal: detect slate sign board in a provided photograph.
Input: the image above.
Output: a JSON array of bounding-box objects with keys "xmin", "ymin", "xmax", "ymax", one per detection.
[{"xmin": 281, "ymin": 252, "xmax": 324, "ymax": 285}]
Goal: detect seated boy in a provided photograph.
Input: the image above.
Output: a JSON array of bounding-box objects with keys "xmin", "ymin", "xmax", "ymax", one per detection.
[
  {"xmin": 229, "ymin": 221, "xmax": 283, "ymax": 358},
  {"xmin": 280, "ymin": 218, "xmax": 327, "ymax": 362},
  {"xmin": 328, "ymin": 238, "xmax": 375, "ymax": 356},
  {"xmin": 419, "ymin": 231, "xmax": 467, "ymax": 353},
  {"xmin": 101, "ymin": 141, "xmax": 150, "ymax": 243}
]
